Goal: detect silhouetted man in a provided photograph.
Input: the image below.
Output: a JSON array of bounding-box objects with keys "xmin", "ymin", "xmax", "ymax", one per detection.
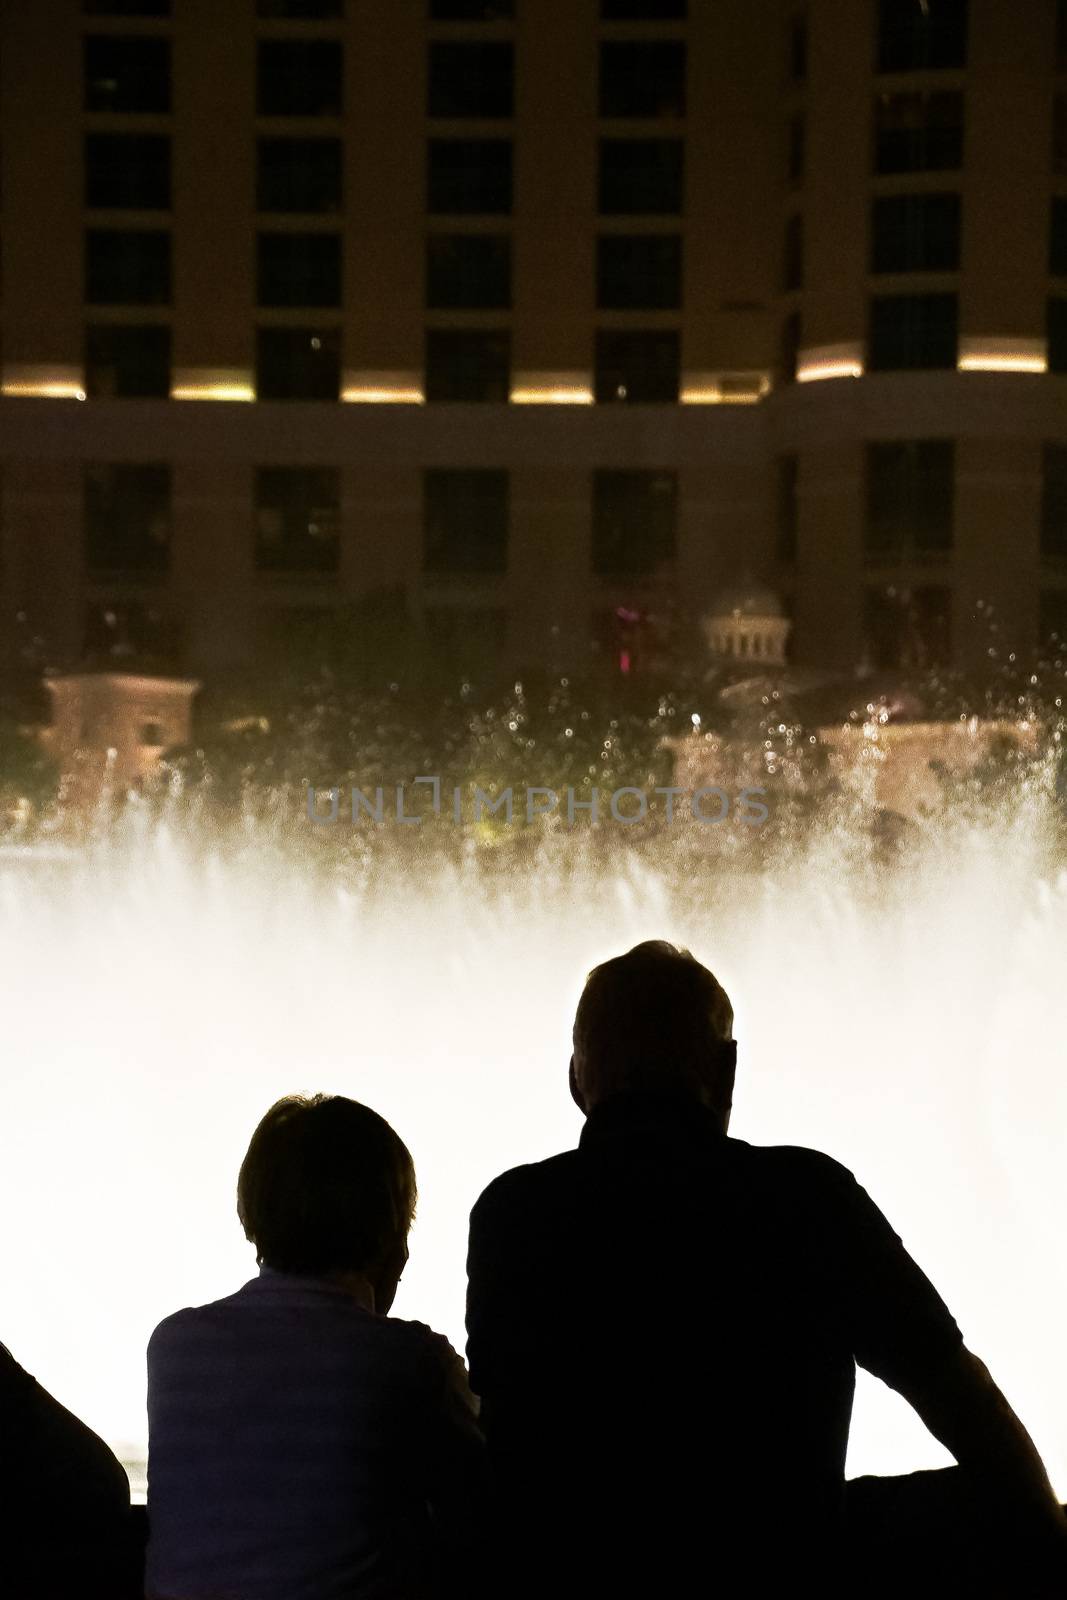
[{"xmin": 466, "ymin": 941, "xmax": 1066, "ymax": 1597}]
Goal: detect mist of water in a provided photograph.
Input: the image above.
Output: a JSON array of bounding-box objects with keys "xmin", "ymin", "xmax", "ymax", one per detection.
[{"xmin": 1, "ymin": 787, "xmax": 1065, "ymax": 1495}]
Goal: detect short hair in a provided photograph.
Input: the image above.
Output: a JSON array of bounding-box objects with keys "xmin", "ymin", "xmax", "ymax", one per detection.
[
  {"xmin": 572, "ymin": 940, "xmax": 733, "ymax": 1107},
  {"xmin": 237, "ymin": 1094, "xmax": 416, "ymax": 1276}
]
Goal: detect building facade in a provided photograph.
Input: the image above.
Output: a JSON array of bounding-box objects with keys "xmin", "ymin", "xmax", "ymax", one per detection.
[{"xmin": 1, "ymin": 0, "xmax": 1066, "ymax": 682}]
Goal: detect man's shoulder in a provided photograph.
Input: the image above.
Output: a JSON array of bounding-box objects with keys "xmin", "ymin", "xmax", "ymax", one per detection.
[
  {"xmin": 471, "ymin": 1149, "xmax": 582, "ymax": 1218},
  {"xmin": 148, "ymin": 1280, "xmax": 259, "ymax": 1353}
]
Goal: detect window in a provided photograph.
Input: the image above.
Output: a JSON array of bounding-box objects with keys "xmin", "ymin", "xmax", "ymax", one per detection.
[
  {"xmin": 788, "ymin": 113, "xmax": 806, "ymax": 183},
  {"xmin": 428, "ymin": 140, "xmax": 512, "ymax": 214},
  {"xmin": 783, "ymin": 213, "xmax": 803, "ymax": 291},
  {"xmin": 85, "ymin": 135, "xmax": 170, "ymax": 210},
  {"xmin": 84, "ymin": 1, "xmax": 170, "ymax": 16},
  {"xmin": 86, "ymin": 325, "xmax": 170, "ymax": 397},
  {"xmin": 430, "ymin": 0, "xmax": 514, "ymax": 16},
  {"xmin": 423, "ymin": 608, "xmax": 508, "ymax": 664},
  {"xmin": 601, "ymin": 0, "xmax": 686, "ymax": 16},
  {"xmin": 864, "ymin": 585, "xmax": 951, "ymax": 670},
  {"xmin": 1058, "ymin": 0, "xmax": 1067, "ymax": 71},
  {"xmin": 866, "ymin": 440, "xmax": 954, "ymax": 561},
  {"xmin": 1042, "ymin": 443, "xmax": 1067, "ymax": 563},
  {"xmin": 1050, "ymin": 299, "xmax": 1067, "ymax": 373},
  {"xmin": 593, "ymin": 471, "xmax": 677, "ymax": 577},
  {"xmin": 868, "ymin": 293, "xmax": 957, "ymax": 369},
  {"xmin": 428, "ymin": 43, "xmax": 514, "ymax": 118},
  {"xmin": 789, "ymin": 13, "xmax": 808, "ymax": 83},
  {"xmin": 597, "ymin": 235, "xmax": 681, "ymax": 309},
  {"xmin": 777, "ymin": 455, "xmax": 799, "ymax": 563},
  {"xmin": 84, "ymin": 600, "xmax": 175, "ymax": 661},
  {"xmin": 426, "ymin": 235, "xmax": 511, "ymax": 309},
  {"xmin": 874, "ymin": 91, "xmax": 963, "ymax": 174},
  {"xmin": 257, "ymin": 41, "xmax": 342, "ymax": 117},
  {"xmin": 780, "ymin": 309, "xmax": 801, "ymax": 382},
  {"xmin": 599, "ymin": 42, "xmax": 686, "ymax": 118},
  {"xmin": 85, "ymin": 464, "xmax": 170, "ymax": 573},
  {"xmin": 425, "ymin": 329, "xmax": 510, "ymax": 401},
  {"xmin": 86, "ymin": 230, "xmax": 171, "ymax": 304},
  {"xmin": 257, "ymin": 233, "xmax": 341, "ymax": 307},
  {"xmin": 84, "ymin": 37, "xmax": 170, "ymax": 114},
  {"xmin": 1055, "ymin": 97, "xmax": 1067, "ymax": 177},
  {"xmin": 257, "ymin": 139, "xmax": 342, "ymax": 213},
  {"xmin": 871, "ymin": 193, "xmax": 961, "ymax": 273},
  {"xmin": 599, "ymin": 140, "xmax": 684, "ymax": 214},
  {"xmin": 1052, "ymin": 198, "xmax": 1067, "ymax": 278},
  {"xmin": 257, "ymin": 0, "xmax": 343, "ymax": 15},
  {"xmin": 876, "ymin": 0, "xmax": 968, "ymax": 74},
  {"xmin": 255, "ymin": 467, "xmax": 340, "ymax": 573},
  {"xmin": 423, "ymin": 470, "xmax": 508, "ymax": 574},
  {"xmin": 256, "ymin": 327, "xmax": 340, "ymax": 399},
  {"xmin": 1040, "ymin": 590, "xmax": 1067, "ymax": 643},
  {"xmin": 595, "ymin": 330, "xmax": 679, "ymax": 402}
]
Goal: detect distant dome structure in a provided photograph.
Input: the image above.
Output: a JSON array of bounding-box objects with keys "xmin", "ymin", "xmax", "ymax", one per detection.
[{"xmin": 703, "ymin": 580, "xmax": 790, "ymax": 666}]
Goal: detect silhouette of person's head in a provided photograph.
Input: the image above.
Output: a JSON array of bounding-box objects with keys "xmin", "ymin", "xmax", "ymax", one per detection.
[
  {"xmin": 237, "ymin": 1094, "xmax": 416, "ymax": 1313},
  {"xmin": 570, "ymin": 940, "xmax": 736, "ymax": 1129}
]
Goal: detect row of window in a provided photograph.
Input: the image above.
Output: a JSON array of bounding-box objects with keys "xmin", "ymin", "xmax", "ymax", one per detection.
[
  {"xmin": 77, "ymin": 446, "xmax": 1067, "ymax": 580},
  {"xmin": 783, "ymin": 295, "xmax": 1067, "ymax": 378},
  {"xmin": 82, "ymin": 1, "xmax": 688, "ymax": 17}
]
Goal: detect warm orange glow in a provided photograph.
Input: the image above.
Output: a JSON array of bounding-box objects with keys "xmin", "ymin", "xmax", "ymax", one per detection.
[
  {"xmin": 171, "ymin": 368, "xmax": 256, "ymax": 403},
  {"xmin": 797, "ymin": 344, "xmax": 864, "ymax": 383},
  {"xmin": 341, "ymin": 385, "xmax": 425, "ymax": 404},
  {"xmin": 2, "ymin": 365, "xmax": 86, "ymax": 401},
  {"xmin": 958, "ymin": 337, "xmax": 1047, "ymax": 374},
  {"xmin": 510, "ymin": 386, "xmax": 594, "ymax": 405},
  {"xmin": 681, "ymin": 373, "xmax": 771, "ymax": 405}
]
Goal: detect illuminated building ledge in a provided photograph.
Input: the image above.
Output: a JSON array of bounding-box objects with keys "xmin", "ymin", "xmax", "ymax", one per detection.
[
  {"xmin": 511, "ymin": 372, "xmax": 594, "ymax": 404},
  {"xmin": 797, "ymin": 344, "xmax": 864, "ymax": 383},
  {"xmin": 1, "ymin": 364, "xmax": 86, "ymax": 400},
  {"xmin": 171, "ymin": 368, "xmax": 255, "ymax": 402},
  {"xmin": 681, "ymin": 371, "xmax": 771, "ymax": 405},
  {"xmin": 957, "ymin": 337, "xmax": 1048, "ymax": 374},
  {"xmin": 342, "ymin": 371, "xmax": 425, "ymax": 404}
]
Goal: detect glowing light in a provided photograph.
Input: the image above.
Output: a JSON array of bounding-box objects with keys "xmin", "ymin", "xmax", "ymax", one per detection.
[
  {"xmin": 171, "ymin": 368, "xmax": 255, "ymax": 402},
  {"xmin": 2, "ymin": 365, "xmax": 87, "ymax": 401},
  {"xmin": 511, "ymin": 372, "xmax": 594, "ymax": 405},
  {"xmin": 342, "ymin": 371, "xmax": 425, "ymax": 404},
  {"xmin": 681, "ymin": 372, "xmax": 771, "ymax": 405},
  {"xmin": 797, "ymin": 344, "xmax": 864, "ymax": 383},
  {"xmin": 958, "ymin": 338, "xmax": 1048, "ymax": 374}
]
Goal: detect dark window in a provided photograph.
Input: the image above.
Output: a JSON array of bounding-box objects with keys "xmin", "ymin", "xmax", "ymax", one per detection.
[
  {"xmin": 871, "ymin": 193, "xmax": 961, "ymax": 273},
  {"xmin": 256, "ymin": 327, "xmax": 340, "ymax": 399},
  {"xmin": 428, "ymin": 140, "xmax": 512, "ymax": 214},
  {"xmin": 780, "ymin": 309, "xmax": 801, "ymax": 382},
  {"xmin": 864, "ymin": 585, "xmax": 951, "ymax": 670},
  {"xmin": 423, "ymin": 470, "xmax": 508, "ymax": 574},
  {"xmin": 1050, "ymin": 298, "xmax": 1067, "ymax": 373},
  {"xmin": 593, "ymin": 470, "xmax": 677, "ymax": 577},
  {"xmin": 874, "ymin": 91, "xmax": 963, "ymax": 174},
  {"xmin": 789, "ymin": 13, "xmax": 808, "ymax": 82},
  {"xmin": 85, "ymin": 134, "xmax": 170, "ymax": 210},
  {"xmin": 1042, "ymin": 443, "xmax": 1067, "ymax": 563},
  {"xmin": 783, "ymin": 213, "xmax": 803, "ymax": 291},
  {"xmin": 257, "ymin": 233, "xmax": 341, "ymax": 307},
  {"xmin": 257, "ymin": 139, "xmax": 342, "ymax": 213},
  {"xmin": 600, "ymin": 42, "xmax": 686, "ymax": 118},
  {"xmin": 788, "ymin": 112, "xmax": 806, "ymax": 183},
  {"xmin": 597, "ymin": 234, "xmax": 681, "ymax": 309},
  {"xmin": 86, "ymin": 229, "xmax": 171, "ymax": 304},
  {"xmin": 869, "ymin": 293, "xmax": 958, "ymax": 370},
  {"xmin": 601, "ymin": 0, "xmax": 686, "ymax": 16},
  {"xmin": 1058, "ymin": 0, "xmax": 1067, "ymax": 70},
  {"xmin": 257, "ymin": 41, "xmax": 342, "ymax": 117},
  {"xmin": 255, "ymin": 467, "xmax": 340, "ymax": 573},
  {"xmin": 430, "ymin": 0, "xmax": 514, "ymax": 16},
  {"xmin": 257, "ymin": 0, "xmax": 343, "ymax": 15},
  {"xmin": 1040, "ymin": 589, "xmax": 1067, "ymax": 643},
  {"xmin": 599, "ymin": 140, "xmax": 684, "ymax": 214},
  {"xmin": 1052, "ymin": 199, "xmax": 1067, "ymax": 278},
  {"xmin": 866, "ymin": 440, "xmax": 955, "ymax": 561},
  {"xmin": 84, "ymin": 600, "xmax": 175, "ymax": 662},
  {"xmin": 428, "ymin": 43, "xmax": 514, "ymax": 118},
  {"xmin": 877, "ymin": 0, "xmax": 968, "ymax": 73},
  {"xmin": 426, "ymin": 235, "xmax": 510, "ymax": 308},
  {"xmin": 85, "ymin": 464, "xmax": 170, "ymax": 573},
  {"xmin": 425, "ymin": 329, "xmax": 510, "ymax": 401},
  {"xmin": 777, "ymin": 455, "xmax": 799, "ymax": 563},
  {"xmin": 1055, "ymin": 97, "xmax": 1067, "ymax": 177},
  {"xmin": 86, "ymin": 324, "xmax": 170, "ymax": 397},
  {"xmin": 84, "ymin": 1, "xmax": 170, "ymax": 16},
  {"xmin": 595, "ymin": 329, "xmax": 679, "ymax": 402},
  {"xmin": 84, "ymin": 37, "xmax": 170, "ymax": 113}
]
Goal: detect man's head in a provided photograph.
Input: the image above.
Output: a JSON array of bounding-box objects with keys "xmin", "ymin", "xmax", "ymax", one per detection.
[
  {"xmin": 237, "ymin": 1094, "xmax": 416, "ymax": 1312},
  {"xmin": 570, "ymin": 941, "xmax": 736, "ymax": 1127}
]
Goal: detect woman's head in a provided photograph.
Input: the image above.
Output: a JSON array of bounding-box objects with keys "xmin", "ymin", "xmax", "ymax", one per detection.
[{"xmin": 237, "ymin": 1094, "xmax": 416, "ymax": 1304}]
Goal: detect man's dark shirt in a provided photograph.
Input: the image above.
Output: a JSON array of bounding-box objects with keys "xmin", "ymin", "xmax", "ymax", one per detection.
[{"xmin": 466, "ymin": 1093, "xmax": 964, "ymax": 1596}]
